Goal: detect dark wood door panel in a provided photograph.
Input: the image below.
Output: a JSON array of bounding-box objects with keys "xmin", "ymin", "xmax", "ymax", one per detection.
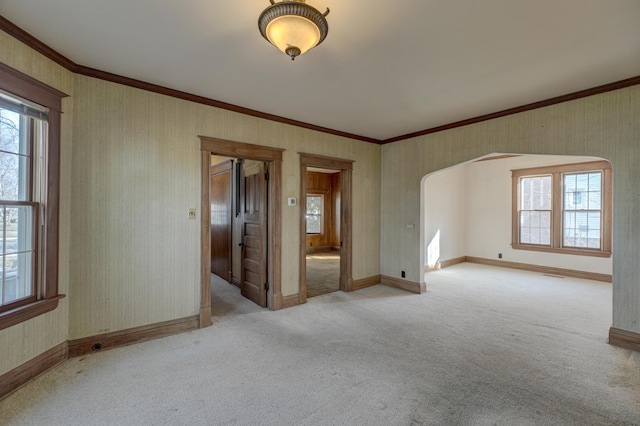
[{"xmin": 240, "ymin": 163, "xmax": 267, "ymax": 307}]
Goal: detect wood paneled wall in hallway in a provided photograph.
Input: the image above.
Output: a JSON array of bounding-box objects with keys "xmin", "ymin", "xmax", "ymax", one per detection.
[{"xmin": 306, "ymin": 171, "xmax": 340, "ymax": 252}]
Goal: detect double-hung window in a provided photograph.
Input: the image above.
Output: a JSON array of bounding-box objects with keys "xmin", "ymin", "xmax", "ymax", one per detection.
[
  {"xmin": 512, "ymin": 160, "xmax": 612, "ymax": 257},
  {"xmin": 0, "ymin": 100, "xmax": 39, "ymax": 311},
  {"xmin": 0, "ymin": 63, "xmax": 65, "ymax": 330}
]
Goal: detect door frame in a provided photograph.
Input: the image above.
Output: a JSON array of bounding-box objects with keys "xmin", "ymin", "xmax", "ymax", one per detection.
[
  {"xmin": 299, "ymin": 153, "xmax": 353, "ymax": 303},
  {"xmin": 199, "ymin": 136, "xmax": 284, "ymax": 327}
]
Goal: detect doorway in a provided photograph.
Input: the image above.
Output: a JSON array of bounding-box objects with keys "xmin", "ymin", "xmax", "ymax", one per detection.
[
  {"xmin": 210, "ymin": 159, "xmax": 233, "ymax": 284},
  {"xmin": 420, "ymin": 153, "xmax": 613, "ymax": 280},
  {"xmin": 199, "ymin": 137, "xmax": 284, "ymax": 328},
  {"xmin": 305, "ymin": 168, "xmax": 341, "ymax": 297},
  {"xmin": 299, "ymin": 153, "xmax": 353, "ymax": 303}
]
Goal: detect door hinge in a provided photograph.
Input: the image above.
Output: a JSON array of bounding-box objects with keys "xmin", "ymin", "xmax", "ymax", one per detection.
[
  {"xmin": 265, "ymin": 170, "xmax": 270, "ymax": 181},
  {"xmin": 264, "ymin": 282, "xmax": 270, "ymax": 291}
]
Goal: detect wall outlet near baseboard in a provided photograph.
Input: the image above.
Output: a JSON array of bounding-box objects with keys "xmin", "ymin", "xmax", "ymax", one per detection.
[
  {"xmin": 498, "ymin": 253, "xmax": 503, "ymax": 259},
  {"xmin": 401, "ymin": 271, "xmax": 405, "ymax": 278}
]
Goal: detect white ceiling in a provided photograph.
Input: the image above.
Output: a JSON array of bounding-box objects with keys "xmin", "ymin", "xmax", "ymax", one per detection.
[{"xmin": 1, "ymin": 0, "xmax": 639, "ymax": 141}]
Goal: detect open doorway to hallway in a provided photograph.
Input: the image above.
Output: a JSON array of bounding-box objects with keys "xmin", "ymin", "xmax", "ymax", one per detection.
[
  {"xmin": 305, "ymin": 168, "xmax": 341, "ymax": 298},
  {"xmin": 210, "ymin": 155, "xmax": 270, "ymax": 309},
  {"xmin": 299, "ymin": 153, "xmax": 353, "ymax": 303},
  {"xmin": 199, "ymin": 136, "xmax": 284, "ymax": 326}
]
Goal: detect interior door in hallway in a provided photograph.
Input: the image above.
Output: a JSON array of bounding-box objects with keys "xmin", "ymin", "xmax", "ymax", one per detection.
[
  {"xmin": 210, "ymin": 160, "xmax": 233, "ymax": 282},
  {"xmin": 240, "ymin": 161, "xmax": 267, "ymax": 307}
]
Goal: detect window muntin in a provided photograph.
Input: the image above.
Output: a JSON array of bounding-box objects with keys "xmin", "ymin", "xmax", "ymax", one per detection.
[
  {"xmin": 306, "ymin": 195, "xmax": 323, "ymax": 234},
  {"xmin": 0, "ymin": 104, "xmax": 40, "ymax": 312},
  {"xmin": 512, "ymin": 161, "xmax": 612, "ymax": 258}
]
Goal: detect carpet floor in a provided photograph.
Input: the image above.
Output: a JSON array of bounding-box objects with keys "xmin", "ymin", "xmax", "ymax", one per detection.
[
  {"xmin": 306, "ymin": 250, "xmax": 340, "ymax": 298},
  {"xmin": 1, "ymin": 263, "xmax": 639, "ymax": 425}
]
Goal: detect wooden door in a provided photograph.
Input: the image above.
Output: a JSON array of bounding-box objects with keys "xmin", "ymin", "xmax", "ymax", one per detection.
[
  {"xmin": 240, "ymin": 162, "xmax": 267, "ymax": 307},
  {"xmin": 210, "ymin": 161, "xmax": 232, "ymax": 282}
]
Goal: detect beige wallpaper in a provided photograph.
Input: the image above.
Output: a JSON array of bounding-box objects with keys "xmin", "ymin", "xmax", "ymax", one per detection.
[
  {"xmin": 0, "ymin": 28, "xmax": 380, "ymax": 368},
  {"xmin": 0, "ymin": 32, "xmax": 74, "ymax": 375},
  {"xmin": 69, "ymin": 76, "xmax": 381, "ymax": 339},
  {"xmin": 382, "ymin": 85, "xmax": 640, "ymax": 333},
  {"xmin": 7, "ymin": 21, "xmax": 638, "ymax": 378}
]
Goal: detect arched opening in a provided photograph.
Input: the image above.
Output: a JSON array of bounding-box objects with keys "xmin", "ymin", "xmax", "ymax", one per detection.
[{"xmin": 420, "ymin": 152, "xmax": 613, "ymax": 334}]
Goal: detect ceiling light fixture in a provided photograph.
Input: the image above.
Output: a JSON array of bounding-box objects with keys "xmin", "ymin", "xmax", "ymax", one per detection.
[{"xmin": 258, "ymin": 0, "xmax": 330, "ymax": 61}]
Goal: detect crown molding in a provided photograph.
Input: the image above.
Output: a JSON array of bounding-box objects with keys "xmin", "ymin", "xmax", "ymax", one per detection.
[
  {"xmin": 0, "ymin": 15, "xmax": 380, "ymax": 144},
  {"xmin": 2, "ymin": 15, "xmax": 639, "ymax": 146},
  {"xmin": 381, "ymin": 75, "xmax": 640, "ymax": 144}
]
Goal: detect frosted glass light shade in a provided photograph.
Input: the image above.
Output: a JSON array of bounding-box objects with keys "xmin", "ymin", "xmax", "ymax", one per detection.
[
  {"xmin": 258, "ymin": 1, "xmax": 329, "ymax": 60},
  {"xmin": 265, "ymin": 15, "xmax": 320, "ymax": 57}
]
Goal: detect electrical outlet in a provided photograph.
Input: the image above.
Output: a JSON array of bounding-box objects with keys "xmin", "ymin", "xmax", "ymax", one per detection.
[
  {"xmin": 498, "ymin": 253, "xmax": 502, "ymax": 259},
  {"xmin": 188, "ymin": 208, "xmax": 196, "ymax": 219},
  {"xmin": 401, "ymin": 271, "xmax": 405, "ymax": 278}
]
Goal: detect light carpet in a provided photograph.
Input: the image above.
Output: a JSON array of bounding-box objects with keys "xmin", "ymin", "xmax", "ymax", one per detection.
[
  {"xmin": 306, "ymin": 250, "xmax": 340, "ymax": 298},
  {"xmin": 1, "ymin": 263, "xmax": 639, "ymax": 425}
]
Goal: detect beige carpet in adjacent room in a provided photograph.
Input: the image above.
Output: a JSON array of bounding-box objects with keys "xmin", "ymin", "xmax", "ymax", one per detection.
[
  {"xmin": 306, "ymin": 250, "xmax": 340, "ymax": 298},
  {"xmin": 1, "ymin": 263, "xmax": 639, "ymax": 425}
]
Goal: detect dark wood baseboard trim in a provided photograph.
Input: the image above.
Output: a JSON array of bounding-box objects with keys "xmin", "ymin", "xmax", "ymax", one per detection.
[
  {"xmin": 381, "ymin": 275, "xmax": 426, "ymax": 294},
  {"xmin": 68, "ymin": 315, "xmax": 199, "ymax": 357},
  {"xmin": 199, "ymin": 307, "xmax": 212, "ymax": 328},
  {"xmin": 306, "ymin": 246, "xmax": 334, "ymax": 254},
  {"xmin": 279, "ymin": 294, "xmax": 302, "ymax": 309},
  {"xmin": 609, "ymin": 327, "xmax": 640, "ymax": 353},
  {"xmin": 1, "ymin": 315, "xmax": 204, "ymax": 399},
  {"xmin": 350, "ymin": 275, "xmax": 381, "ymax": 291},
  {"xmin": 465, "ymin": 256, "xmax": 612, "ymax": 283},
  {"xmin": 0, "ymin": 342, "xmax": 68, "ymax": 401},
  {"xmin": 425, "ymin": 256, "xmax": 467, "ymax": 272}
]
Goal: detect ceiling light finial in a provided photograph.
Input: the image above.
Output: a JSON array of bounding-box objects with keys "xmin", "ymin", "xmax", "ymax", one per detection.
[{"xmin": 258, "ymin": 0, "xmax": 330, "ymax": 61}]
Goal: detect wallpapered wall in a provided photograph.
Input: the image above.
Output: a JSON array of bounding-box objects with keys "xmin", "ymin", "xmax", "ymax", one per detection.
[
  {"xmin": 382, "ymin": 86, "xmax": 640, "ymax": 332},
  {"xmin": 0, "ymin": 31, "xmax": 381, "ymax": 374},
  {"xmin": 0, "ymin": 31, "xmax": 73, "ymax": 375}
]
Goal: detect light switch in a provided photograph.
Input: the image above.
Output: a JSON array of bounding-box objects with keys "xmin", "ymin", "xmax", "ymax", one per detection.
[
  {"xmin": 188, "ymin": 208, "xmax": 196, "ymax": 219},
  {"xmin": 288, "ymin": 197, "xmax": 297, "ymax": 206}
]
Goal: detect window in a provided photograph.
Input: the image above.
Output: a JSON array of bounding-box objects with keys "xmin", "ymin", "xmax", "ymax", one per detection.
[
  {"xmin": 0, "ymin": 63, "xmax": 65, "ymax": 331},
  {"xmin": 512, "ymin": 160, "xmax": 612, "ymax": 257},
  {"xmin": 563, "ymin": 172, "xmax": 603, "ymax": 249},
  {"xmin": 306, "ymin": 195, "xmax": 323, "ymax": 234},
  {"xmin": 0, "ymin": 104, "xmax": 38, "ymax": 311},
  {"xmin": 519, "ymin": 175, "xmax": 552, "ymax": 245}
]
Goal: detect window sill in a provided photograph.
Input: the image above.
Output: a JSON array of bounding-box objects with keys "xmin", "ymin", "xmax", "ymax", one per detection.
[
  {"xmin": 0, "ymin": 295, "xmax": 65, "ymax": 331},
  {"xmin": 512, "ymin": 244, "xmax": 612, "ymax": 258}
]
